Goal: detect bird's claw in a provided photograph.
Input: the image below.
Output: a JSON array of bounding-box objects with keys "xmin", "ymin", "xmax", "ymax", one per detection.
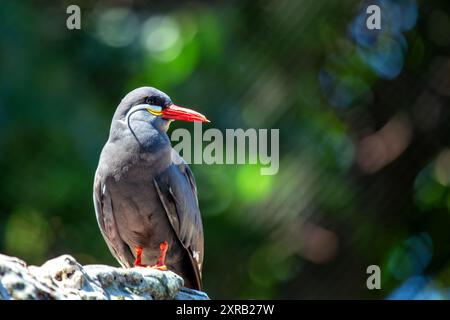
[{"xmin": 149, "ymin": 264, "xmax": 168, "ymax": 271}]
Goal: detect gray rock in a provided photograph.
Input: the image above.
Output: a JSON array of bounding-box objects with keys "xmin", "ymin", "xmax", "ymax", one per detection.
[{"xmin": 0, "ymin": 253, "xmax": 209, "ymax": 300}]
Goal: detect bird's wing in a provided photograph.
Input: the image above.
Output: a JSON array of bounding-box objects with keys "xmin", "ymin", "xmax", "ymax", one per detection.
[
  {"xmin": 153, "ymin": 149, "xmax": 204, "ymax": 287},
  {"xmin": 93, "ymin": 171, "xmax": 135, "ymax": 267}
]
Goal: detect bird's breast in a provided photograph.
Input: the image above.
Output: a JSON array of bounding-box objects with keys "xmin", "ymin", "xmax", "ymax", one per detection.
[{"xmin": 103, "ymin": 151, "xmax": 176, "ymax": 252}]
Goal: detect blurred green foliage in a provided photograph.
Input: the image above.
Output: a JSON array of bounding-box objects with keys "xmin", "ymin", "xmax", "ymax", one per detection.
[{"xmin": 1, "ymin": 0, "xmax": 450, "ymax": 299}]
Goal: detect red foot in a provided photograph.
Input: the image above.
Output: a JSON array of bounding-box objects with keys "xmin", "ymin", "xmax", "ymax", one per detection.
[
  {"xmin": 151, "ymin": 241, "xmax": 169, "ymax": 270},
  {"xmin": 133, "ymin": 246, "xmax": 146, "ymax": 267},
  {"xmin": 133, "ymin": 242, "xmax": 169, "ymax": 271}
]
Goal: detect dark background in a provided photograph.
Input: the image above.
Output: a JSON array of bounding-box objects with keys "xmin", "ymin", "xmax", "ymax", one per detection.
[{"xmin": 0, "ymin": 0, "xmax": 449, "ymax": 299}]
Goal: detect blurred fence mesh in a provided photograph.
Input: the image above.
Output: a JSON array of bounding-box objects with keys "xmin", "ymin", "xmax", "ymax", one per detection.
[{"xmin": 0, "ymin": 0, "xmax": 449, "ymax": 299}]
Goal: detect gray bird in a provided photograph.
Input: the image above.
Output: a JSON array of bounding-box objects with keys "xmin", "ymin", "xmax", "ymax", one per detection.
[{"xmin": 93, "ymin": 87, "xmax": 209, "ymax": 290}]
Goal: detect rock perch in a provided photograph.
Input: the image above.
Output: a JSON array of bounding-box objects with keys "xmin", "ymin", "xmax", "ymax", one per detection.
[{"xmin": 0, "ymin": 253, "xmax": 209, "ymax": 300}]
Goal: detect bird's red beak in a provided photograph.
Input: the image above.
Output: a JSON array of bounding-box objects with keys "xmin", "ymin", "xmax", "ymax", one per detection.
[{"xmin": 162, "ymin": 104, "xmax": 210, "ymax": 123}]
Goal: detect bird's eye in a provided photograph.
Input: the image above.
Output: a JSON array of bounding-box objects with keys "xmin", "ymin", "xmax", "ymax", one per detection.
[{"xmin": 145, "ymin": 97, "xmax": 156, "ymax": 105}]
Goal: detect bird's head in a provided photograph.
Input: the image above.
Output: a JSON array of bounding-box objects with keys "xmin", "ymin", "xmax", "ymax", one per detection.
[{"xmin": 114, "ymin": 87, "xmax": 209, "ymax": 132}]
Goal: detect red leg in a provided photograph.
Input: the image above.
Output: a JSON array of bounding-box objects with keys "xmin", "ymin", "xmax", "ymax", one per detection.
[
  {"xmin": 151, "ymin": 241, "xmax": 169, "ymax": 271},
  {"xmin": 133, "ymin": 246, "xmax": 147, "ymax": 267}
]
